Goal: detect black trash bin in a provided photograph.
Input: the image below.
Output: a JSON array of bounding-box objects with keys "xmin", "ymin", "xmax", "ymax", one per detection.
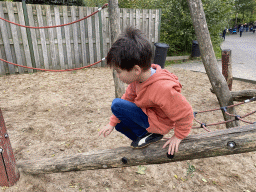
[
  {"xmin": 153, "ymin": 43, "xmax": 169, "ymax": 68},
  {"xmin": 192, "ymin": 40, "xmax": 200, "ymax": 57}
]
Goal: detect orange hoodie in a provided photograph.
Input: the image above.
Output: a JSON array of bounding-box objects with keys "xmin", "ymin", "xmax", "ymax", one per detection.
[{"xmin": 109, "ymin": 64, "xmax": 194, "ymax": 139}]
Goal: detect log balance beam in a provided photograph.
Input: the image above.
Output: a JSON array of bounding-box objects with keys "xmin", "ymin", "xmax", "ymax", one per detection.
[{"xmin": 17, "ymin": 124, "xmax": 256, "ymax": 174}]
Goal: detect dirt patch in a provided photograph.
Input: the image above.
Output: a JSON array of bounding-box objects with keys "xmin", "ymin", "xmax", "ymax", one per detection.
[{"xmin": 0, "ymin": 66, "xmax": 256, "ymax": 192}]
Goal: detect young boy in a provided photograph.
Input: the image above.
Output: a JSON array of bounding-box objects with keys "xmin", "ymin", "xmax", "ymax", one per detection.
[{"xmin": 99, "ymin": 27, "xmax": 193, "ymax": 155}]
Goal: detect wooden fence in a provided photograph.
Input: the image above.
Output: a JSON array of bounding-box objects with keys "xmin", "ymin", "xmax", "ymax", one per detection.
[{"xmin": 0, "ymin": 1, "xmax": 161, "ymax": 75}]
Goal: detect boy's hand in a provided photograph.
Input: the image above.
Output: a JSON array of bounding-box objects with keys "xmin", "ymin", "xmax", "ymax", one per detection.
[
  {"xmin": 98, "ymin": 124, "xmax": 114, "ymax": 137},
  {"xmin": 162, "ymin": 135, "xmax": 182, "ymax": 155}
]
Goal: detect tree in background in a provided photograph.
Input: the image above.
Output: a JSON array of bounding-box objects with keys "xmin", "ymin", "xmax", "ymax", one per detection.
[{"xmin": 233, "ymin": 0, "xmax": 256, "ymax": 25}]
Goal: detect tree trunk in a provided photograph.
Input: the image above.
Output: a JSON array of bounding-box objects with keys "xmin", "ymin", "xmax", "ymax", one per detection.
[
  {"xmin": 17, "ymin": 124, "xmax": 256, "ymax": 174},
  {"xmin": 187, "ymin": 0, "xmax": 238, "ymax": 128},
  {"xmin": 108, "ymin": 0, "xmax": 126, "ymax": 98}
]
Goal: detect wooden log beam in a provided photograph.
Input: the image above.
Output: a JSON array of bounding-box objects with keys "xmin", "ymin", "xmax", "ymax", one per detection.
[
  {"xmin": 17, "ymin": 124, "xmax": 256, "ymax": 174},
  {"xmin": 231, "ymin": 90, "xmax": 256, "ymax": 101}
]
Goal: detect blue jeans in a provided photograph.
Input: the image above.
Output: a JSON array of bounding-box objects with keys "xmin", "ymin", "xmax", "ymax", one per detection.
[{"xmin": 111, "ymin": 98, "xmax": 149, "ymax": 141}]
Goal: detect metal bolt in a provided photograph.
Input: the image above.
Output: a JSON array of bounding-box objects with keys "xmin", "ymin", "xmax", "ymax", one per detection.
[
  {"xmin": 167, "ymin": 152, "xmax": 175, "ymax": 159},
  {"xmin": 227, "ymin": 141, "xmax": 236, "ymax": 149},
  {"xmin": 0, "ymin": 148, "xmax": 3, "ymax": 153},
  {"xmin": 121, "ymin": 157, "xmax": 128, "ymax": 164},
  {"xmin": 4, "ymin": 133, "xmax": 8, "ymax": 138}
]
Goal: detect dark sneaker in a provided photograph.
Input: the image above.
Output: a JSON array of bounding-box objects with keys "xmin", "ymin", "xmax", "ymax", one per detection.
[{"xmin": 131, "ymin": 133, "xmax": 163, "ymax": 148}]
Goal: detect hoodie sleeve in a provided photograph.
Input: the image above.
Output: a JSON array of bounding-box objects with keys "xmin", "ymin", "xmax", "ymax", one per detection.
[
  {"xmin": 153, "ymin": 83, "xmax": 193, "ymax": 139},
  {"xmin": 109, "ymin": 83, "xmax": 137, "ymax": 127}
]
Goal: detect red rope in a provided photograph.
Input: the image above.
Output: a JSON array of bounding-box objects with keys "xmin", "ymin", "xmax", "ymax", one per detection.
[
  {"xmin": 192, "ymin": 118, "xmax": 236, "ymax": 129},
  {"xmin": 196, "ymin": 100, "xmax": 249, "ymax": 114},
  {"xmin": 193, "ymin": 108, "xmax": 255, "ymax": 130},
  {"xmin": 0, "ymin": 3, "xmax": 108, "ymax": 29},
  {"xmin": 224, "ymin": 111, "xmax": 255, "ymax": 124},
  {"xmin": 0, "ymin": 57, "xmax": 105, "ymax": 72}
]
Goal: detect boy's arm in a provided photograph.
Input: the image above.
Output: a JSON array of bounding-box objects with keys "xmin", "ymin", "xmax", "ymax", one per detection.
[
  {"xmin": 153, "ymin": 83, "xmax": 193, "ymax": 155},
  {"xmin": 154, "ymin": 84, "xmax": 193, "ymax": 139},
  {"xmin": 162, "ymin": 112, "xmax": 193, "ymax": 155}
]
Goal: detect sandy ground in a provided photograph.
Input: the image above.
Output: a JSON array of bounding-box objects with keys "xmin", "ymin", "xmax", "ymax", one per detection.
[{"xmin": 0, "ymin": 66, "xmax": 256, "ymax": 192}]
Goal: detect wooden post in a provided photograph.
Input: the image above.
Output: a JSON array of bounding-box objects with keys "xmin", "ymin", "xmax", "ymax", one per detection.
[
  {"xmin": 222, "ymin": 49, "xmax": 233, "ymax": 91},
  {"xmin": 0, "ymin": 108, "xmax": 19, "ymax": 187},
  {"xmin": 108, "ymin": 0, "xmax": 126, "ymax": 98},
  {"xmin": 187, "ymin": 0, "xmax": 238, "ymax": 128},
  {"xmin": 17, "ymin": 124, "xmax": 256, "ymax": 174}
]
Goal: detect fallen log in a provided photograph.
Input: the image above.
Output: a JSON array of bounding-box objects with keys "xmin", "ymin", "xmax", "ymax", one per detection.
[
  {"xmin": 17, "ymin": 124, "xmax": 256, "ymax": 174},
  {"xmin": 231, "ymin": 90, "xmax": 256, "ymax": 101}
]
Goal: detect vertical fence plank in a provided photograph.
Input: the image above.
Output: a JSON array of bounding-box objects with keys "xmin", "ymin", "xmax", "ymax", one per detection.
[
  {"xmin": 148, "ymin": 9, "xmax": 152, "ymax": 44},
  {"xmin": 79, "ymin": 6, "xmax": 87, "ymax": 66},
  {"xmin": 54, "ymin": 6, "xmax": 65, "ymax": 69},
  {"xmin": 36, "ymin": 5, "xmax": 49, "ymax": 69},
  {"xmin": 87, "ymin": 7, "xmax": 94, "ymax": 64},
  {"xmin": 46, "ymin": 5, "xmax": 57, "ymax": 69},
  {"xmin": 123, "ymin": 8, "xmax": 127, "ymax": 30},
  {"xmin": 63, "ymin": 6, "xmax": 72, "ymax": 69},
  {"xmin": 7, "ymin": 2, "xmax": 24, "ymax": 74},
  {"xmin": 142, "ymin": 9, "xmax": 147, "ymax": 37},
  {"xmin": 17, "ymin": 2, "xmax": 33, "ymax": 73},
  {"xmin": 155, "ymin": 9, "xmax": 159, "ymax": 43},
  {"xmin": 129, "ymin": 9, "xmax": 134, "ymax": 27},
  {"xmin": 135, "ymin": 9, "xmax": 140, "ymax": 30},
  {"xmin": 71, "ymin": 6, "xmax": 80, "ymax": 68},
  {"xmin": 98, "ymin": 6, "xmax": 105, "ymax": 66},
  {"xmin": 102, "ymin": 8, "xmax": 108, "ymax": 61},
  {"xmin": 94, "ymin": 7, "xmax": 101, "ymax": 67},
  {"xmin": 0, "ymin": 49, "xmax": 5, "ymax": 75},
  {"xmin": 27, "ymin": 4, "xmax": 41, "ymax": 70},
  {"xmin": 0, "ymin": 2, "xmax": 15, "ymax": 74}
]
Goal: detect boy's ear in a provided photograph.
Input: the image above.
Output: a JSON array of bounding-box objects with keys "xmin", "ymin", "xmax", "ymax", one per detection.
[{"xmin": 133, "ymin": 65, "xmax": 142, "ymax": 75}]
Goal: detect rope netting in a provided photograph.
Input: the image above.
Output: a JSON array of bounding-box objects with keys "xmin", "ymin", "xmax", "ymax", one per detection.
[
  {"xmin": 193, "ymin": 97, "xmax": 256, "ymax": 132},
  {"xmin": 0, "ymin": 3, "xmax": 108, "ymax": 72}
]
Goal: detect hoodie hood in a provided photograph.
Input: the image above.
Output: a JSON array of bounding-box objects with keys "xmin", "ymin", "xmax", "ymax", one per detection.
[{"xmin": 139, "ymin": 64, "xmax": 182, "ymax": 92}]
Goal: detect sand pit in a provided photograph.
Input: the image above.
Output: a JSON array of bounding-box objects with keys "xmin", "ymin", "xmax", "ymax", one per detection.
[{"xmin": 0, "ymin": 66, "xmax": 255, "ymax": 192}]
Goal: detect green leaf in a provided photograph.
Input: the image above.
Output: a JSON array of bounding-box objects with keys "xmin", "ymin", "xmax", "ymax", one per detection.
[{"xmin": 137, "ymin": 165, "xmax": 147, "ymax": 175}]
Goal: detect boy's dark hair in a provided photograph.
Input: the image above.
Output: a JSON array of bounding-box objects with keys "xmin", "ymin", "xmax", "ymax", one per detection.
[{"xmin": 106, "ymin": 27, "xmax": 152, "ymax": 71}]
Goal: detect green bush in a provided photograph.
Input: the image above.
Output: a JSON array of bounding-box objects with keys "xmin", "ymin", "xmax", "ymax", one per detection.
[{"xmin": 82, "ymin": 0, "xmax": 234, "ymax": 57}]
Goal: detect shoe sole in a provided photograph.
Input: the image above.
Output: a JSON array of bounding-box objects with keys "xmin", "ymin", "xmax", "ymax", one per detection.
[{"xmin": 131, "ymin": 139, "xmax": 162, "ymax": 149}]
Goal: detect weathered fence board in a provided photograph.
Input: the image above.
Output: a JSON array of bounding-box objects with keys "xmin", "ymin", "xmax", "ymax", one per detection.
[
  {"xmin": 63, "ymin": 6, "xmax": 72, "ymax": 69},
  {"xmin": 0, "ymin": 3, "xmax": 15, "ymax": 74},
  {"xmin": 27, "ymin": 4, "xmax": 40, "ymax": 70},
  {"xmin": 0, "ymin": 2, "xmax": 161, "ymax": 75},
  {"xmin": 79, "ymin": 6, "xmax": 87, "ymax": 67},
  {"xmin": 17, "ymin": 2, "xmax": 33, "ymax": 73},
  {"xmin": 54, "ymin": 6, "xmax": 65, "ymax": 69}
]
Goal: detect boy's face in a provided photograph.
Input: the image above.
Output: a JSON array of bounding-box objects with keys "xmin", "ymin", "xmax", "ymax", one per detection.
[{"xmin": 114, "ymin": 66, "xmax": 140, "ymax": 84}]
